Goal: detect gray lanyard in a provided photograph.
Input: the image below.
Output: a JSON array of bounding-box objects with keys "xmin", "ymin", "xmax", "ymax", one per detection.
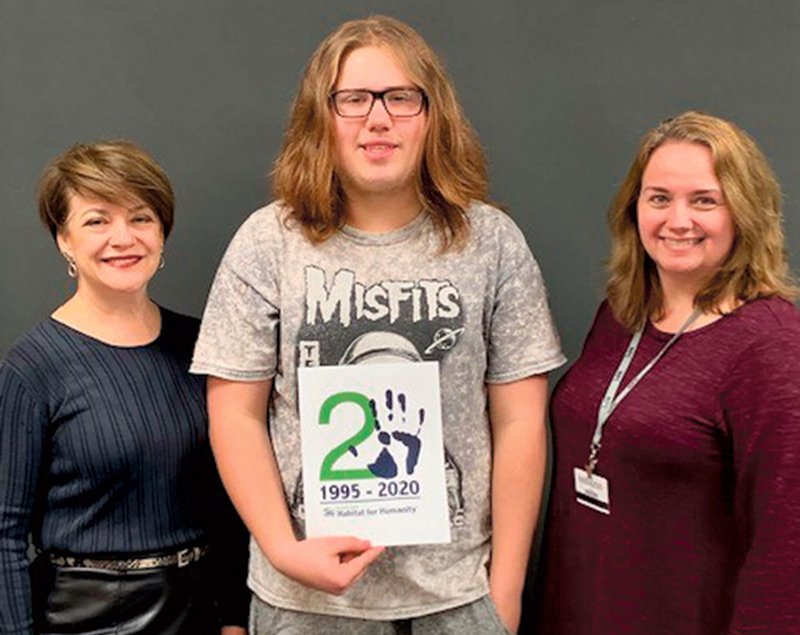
[{"xmin": 585, "ymin": 308, "xmax": 701, "ymax": 476}]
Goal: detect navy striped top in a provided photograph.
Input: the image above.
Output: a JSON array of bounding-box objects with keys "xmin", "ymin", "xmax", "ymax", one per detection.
[{"xmin": 0, "ymin": 308, "xmax": 248, "ymax": 632}]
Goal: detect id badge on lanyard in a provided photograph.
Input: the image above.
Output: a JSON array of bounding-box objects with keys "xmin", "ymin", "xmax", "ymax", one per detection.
[
  {"xmin": 573, "ymin": 467, "xmax": 610, "ymax": 514},
  {"xmin": 574, "ymin": 309, "xmax": 700, "ymax": 515}
]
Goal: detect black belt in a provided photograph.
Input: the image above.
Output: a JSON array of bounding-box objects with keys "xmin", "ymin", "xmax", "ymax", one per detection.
[{"xmin": 47, "ymin": 545, "xmax": 209, "ymax": 571}]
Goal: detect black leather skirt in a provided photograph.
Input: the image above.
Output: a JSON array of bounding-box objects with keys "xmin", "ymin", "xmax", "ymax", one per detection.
[{"xmin": 31, "ymin": 555, "xmax": 218, "ymax": 635}]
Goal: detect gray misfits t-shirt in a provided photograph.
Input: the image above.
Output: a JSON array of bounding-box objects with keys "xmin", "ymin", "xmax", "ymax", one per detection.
[{"xmin": 192, "ymin": 201, "xmax": 566, "ymax": 619}]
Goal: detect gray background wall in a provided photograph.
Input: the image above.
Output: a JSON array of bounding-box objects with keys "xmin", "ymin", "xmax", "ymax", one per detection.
[{"xmin": 2, "ymin": 1, "xmax": 799, "ymax": 360}]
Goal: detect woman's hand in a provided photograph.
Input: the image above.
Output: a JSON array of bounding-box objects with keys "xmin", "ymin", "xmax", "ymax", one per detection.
[
  {"xmin": 269, "ymin": 536, "xmax": 384, "ymax": 595},
  {"xmin": 220, "ymin": 627, "xmax": 247, "ymax": 635}
]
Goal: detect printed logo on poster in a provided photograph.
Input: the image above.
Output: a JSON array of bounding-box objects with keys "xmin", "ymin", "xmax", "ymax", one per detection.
[{"xmin": 298, "ymin": 361, "xmax": 451, "ymax": 546}]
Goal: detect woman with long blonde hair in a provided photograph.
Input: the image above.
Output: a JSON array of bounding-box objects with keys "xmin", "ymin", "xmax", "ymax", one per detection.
[{"xmin": 536, "ymin": 111, "xmax": 800, "ymax": 634}]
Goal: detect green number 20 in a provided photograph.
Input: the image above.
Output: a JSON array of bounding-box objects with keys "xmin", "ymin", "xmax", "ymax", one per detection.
[{"xmin": 319, "ymin": 391, "xmax": 377, "ymax": 481}]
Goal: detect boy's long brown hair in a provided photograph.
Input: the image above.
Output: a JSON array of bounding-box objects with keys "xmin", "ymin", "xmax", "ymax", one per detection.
[{"xmin": 272, "ymin": 16, "xmax": 488, "ymax": 251}]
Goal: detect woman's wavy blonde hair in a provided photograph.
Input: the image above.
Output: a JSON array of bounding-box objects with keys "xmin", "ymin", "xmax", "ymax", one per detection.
[
  {"xmin": 607, "ymin": 110, "xmax": 796, "ymax": 331},
  {"xmin": 271, "ymin": 15, "xmax": 488, "ymax": 250}
]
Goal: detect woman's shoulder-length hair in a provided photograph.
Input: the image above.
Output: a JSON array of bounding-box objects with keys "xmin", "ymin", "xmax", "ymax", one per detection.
[
  {"xmin": 606, "ymin": 110, "xmax": 797, "ymax": 331},
  {"xmin": 271, "ymin": 15, "xmax": 488, "ymax": 251}
]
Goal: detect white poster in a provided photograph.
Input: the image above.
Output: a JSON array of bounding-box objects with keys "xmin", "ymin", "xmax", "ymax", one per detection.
[{"xmin": 298, "ymin": 361, "xmax": 451, "ymax": 546}]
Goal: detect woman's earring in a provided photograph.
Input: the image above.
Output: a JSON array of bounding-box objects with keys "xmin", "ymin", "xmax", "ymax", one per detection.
[
  {"xmin": 63, "ymin": 253, "xmax": 77, "ymax": 278},
  {"xmin": 158, "ymin": 252, "xmax": 165, "ymax": 270}
]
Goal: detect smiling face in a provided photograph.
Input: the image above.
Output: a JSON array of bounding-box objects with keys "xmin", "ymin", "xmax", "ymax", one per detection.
[
  {"xmin": 332, "ymin": 45, "xmax": 428, "ymax": 215},
  {"xmin": 636, "ymin": 141, "xmax": 736, "ymax": 294},
  {"xmin": 56, "ymin": 191, "xmax": 164, "ymax": 300}
]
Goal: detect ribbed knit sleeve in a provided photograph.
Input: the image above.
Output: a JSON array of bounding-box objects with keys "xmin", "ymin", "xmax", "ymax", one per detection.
[
  {"xmin": 0, "ymin": 309, "xmax": 250, "ymax": 632},
  {"xmin": 0, "ymin": 364, "xmax": 48, "ymax": 634},
  {"xmin": 203, "ymin": 489, "xmax": 251, "ymax": 626}
]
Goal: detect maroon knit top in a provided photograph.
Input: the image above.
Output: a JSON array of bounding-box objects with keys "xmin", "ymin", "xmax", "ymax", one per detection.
[{"xmin": 536, "ymin": 297, "xmax": 800, "ymax": 634}]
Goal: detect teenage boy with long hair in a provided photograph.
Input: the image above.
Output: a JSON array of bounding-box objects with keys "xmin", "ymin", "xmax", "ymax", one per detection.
[{"xmin": 192, "ymin": 16, "xmax": 564, "ymax": 633}]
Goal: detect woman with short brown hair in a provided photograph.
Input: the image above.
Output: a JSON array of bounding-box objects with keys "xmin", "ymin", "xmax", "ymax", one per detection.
[{"xmin": 0, "ymin": 141, "xmax": 247, "ymax": 634}]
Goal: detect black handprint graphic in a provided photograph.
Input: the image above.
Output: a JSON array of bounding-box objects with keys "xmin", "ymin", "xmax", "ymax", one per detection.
[{"xmin": 367, "ymin": 389, "xmax": 425, "ymax": 478}]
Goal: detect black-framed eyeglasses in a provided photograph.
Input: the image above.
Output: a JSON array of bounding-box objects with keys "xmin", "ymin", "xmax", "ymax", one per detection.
[{"xmin": 330, "ymin": 87, "xmax": 427, "ymax": 118}]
